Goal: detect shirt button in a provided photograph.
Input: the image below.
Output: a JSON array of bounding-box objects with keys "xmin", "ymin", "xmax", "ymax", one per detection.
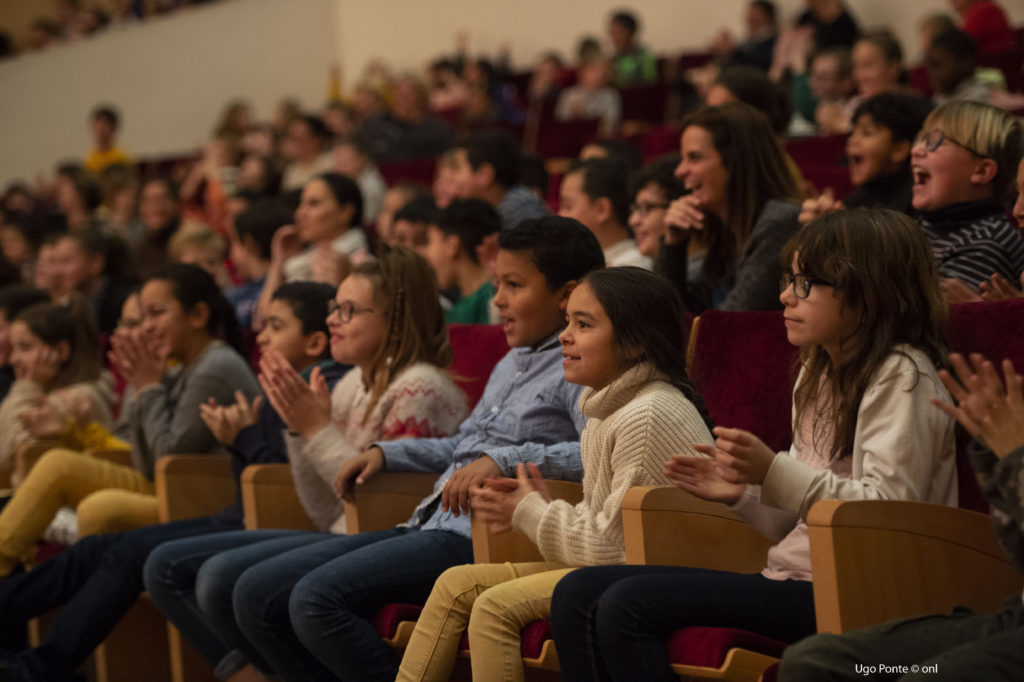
[
  {"xmin": 516, "ymin": 371, "xmax": 522, "ymax": 377},
  {"xmin": 491, "ymin": 406, "xmax": 499, "ymax": 413}
]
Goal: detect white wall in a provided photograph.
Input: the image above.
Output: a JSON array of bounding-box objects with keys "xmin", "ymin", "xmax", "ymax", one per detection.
[
  {"xmin": 2, "ymin": 0, "xmax": 1023, "ymax": 188},
  {"xmin": 0, "ymin": 0, "xmax": 337, "ymax": 187},
  {"xmin": 333, "ymin": 0, "xmax": 1024, "ymax": 76}
]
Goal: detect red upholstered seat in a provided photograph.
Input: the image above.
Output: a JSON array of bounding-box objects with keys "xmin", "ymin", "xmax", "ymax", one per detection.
[
  {"xmin": 761, "ymin": 661, "xmax": 780, "ymax": 682},
  {"xmin": 619, "ymin": 83, "xmax": 669, "ymax": 124},
  {"xmin": 785, "ymin": 135, "xmax": 847, "ymax": 170},
  {"xmin": 457, "ymin": 620, "xmax": 550, "ymax": 657},
  {"xmin": 379, "ymin": 158, "xmax": 438, "ymax": 188},
  {"xmin": 448, "ymin": 324, "xmax": 509, "ymax": 410},
  {"xmin": 534, "ymin": 118, "xmax": 600, "ymax": 159},
  {"xmin": 689, "ymin": 310, "xmax": 797, "ymax": 452},
  {"xmin": 372, "ymin": 603, "xmax": 423, "ymax": 639},
  {"xmin": 947, "ymin": 298, "xmax": 1024, "ymax": 512},
  {"xmin": 666, "ymin": 627, "xmax": 787, "ymax": 668}
]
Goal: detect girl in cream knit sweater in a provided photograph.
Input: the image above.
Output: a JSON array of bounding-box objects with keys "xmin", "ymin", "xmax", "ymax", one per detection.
[{"xmin": 396, "ymin": 267, "xmax": 715, "ymax": 682}]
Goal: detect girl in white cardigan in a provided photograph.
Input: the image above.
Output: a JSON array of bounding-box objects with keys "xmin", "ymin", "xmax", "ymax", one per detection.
[{"xmin": 396, "ymin": 266, "xmax": 715, "ymax": 682}]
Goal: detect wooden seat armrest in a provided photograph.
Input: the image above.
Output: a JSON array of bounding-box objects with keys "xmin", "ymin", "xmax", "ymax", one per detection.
[
  {"xmin": 470, "ymin": 480, "xmax": 584, "ymax": 564},
  {"xmin": 808, "ymin": 499, "xmax": 1024, "ymax": 634},
  {"xmin": 155, "ymin": 454, "xmax": 235, "ymax": 523},
  {"xmin": 242, "ymin": 463, "xmax": 317, "ymax": 531},
  {"xmin": 622, "ymin": 486, "xmax": 773, "ymax": 571},
  {"xmin": 342, "ymin": 472, "xmax": 439, "ymax": 534}
]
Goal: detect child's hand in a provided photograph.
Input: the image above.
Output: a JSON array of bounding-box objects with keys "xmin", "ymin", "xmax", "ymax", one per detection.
[
  {"xmin": 200, "ymin": 391, "xmax": 263, "ymax": 446},
  {"xmin": 258, "ymin": 353, "xmax": 331, "ymax": 439},
  {"xmin": 20, "ymin": 345, "xmax": 61, "ymax": 385},
  {"xmin": 664, "ymin": 194, "xmax": 705, "ymax": 244},
  {"xmin": 665, "ymin": 454, "xmax": 745, "ymax": 504},
  {"xmin": 933, "ymin": 353, "xmax": 1024, "ymax": 459},
  {"xmin": 442, "ymin": 455, "xmax": 500, "ymax": 516},
  {"xmin": 940, "ymin": 278, "xmax": 983, "ymax": 304},
  {"xmin": 979, "ymin": 273, "xmax": 1023, "ymax": 302},
  {"xmin": 797, "ymin": 188, "xmax": 842, "ymax": 226},
  {"xmin": 112, "ymin": 331, "xmax": 166, "ymax": 390},
  {"xmin": 696, "ymin": 427, "xmax": 776, "ymax": 486},
  {"xmin": 18, "ymin": 400, "xmax": 68, "ymax": 438},
  {"xmin": 335, "ymin": 446, "xmax": 385, "ymax": 501},
  {"xmin": 469, "ymin": 462, "xmax": 545, "ymax": 533}
]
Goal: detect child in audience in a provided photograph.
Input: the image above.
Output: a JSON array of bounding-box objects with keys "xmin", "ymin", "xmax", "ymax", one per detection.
[
  {"xmin": 608, "ymin": 9, "xmax": 657, "ymax": 85},
  {"xmin": 332, "ymin": 135, "xmax": 386, "ymax": 224},
  {"xmin": 0, "ymin": 297, "xmax": 113, "ymax": 483},
  {"xmin": 419, "ymin": 198, "xmax": 501, "ymax": 324},
  {"xmin": 0, "ymin": 264, "xmax": 258, "ymax": 578},
  {"xmin": 660, "ymin": 103, "xmax": 800, "ymax": 313},
  {"xmin": 559, "ymin": 158, "xmax": 651, "ymax": 269},
  {"xmin": 226, "ymin": 200, "xmax": 289, "ymax": 331},
  {"xmin": 144, "ymin": 245, "xmax": 474, "ymax": 681},
  {"xmin": 377, "ymin": 181, "xmax": 430, "ymax": 246},
  {"xmin": 913, "ymin": 101, "xmax": 1024, "ymax": 298},
  {"xmin": 257, "ymin": 172, "xmax": 369, "ymax": 318},
  {"xmin": 452, "ymin": 131, "xmax": 549, "ymax": 230},
  {"xmin": 819, "ymin": 30, "xmax": 905, "ymax": 134},
  {"xmin": 393, "ymin": 195, "xmax": 440, "ymax": 250},
  {"xmin": 927, "ymin": 28, "xmax": 990, "ymax": 105},
  {"xmin": 799, "ymin": 92, "xmax": 931, "ymax": 223},
  {"xmin": 782, "ymin": 350, "xmax": 1024, "ymax": 680},
  {"xmin": 397, "ymin": 266, "xmax": 715, "ymax": 682},
  {"xmin": 0, "ymin": 282, "xmax": 339, "ymax": 682},
  {"xmin": 629, "ymin": 154, "xmax": 686, "ymax": 260},
  {"xmin": 788, "ymin": 47, "xmax": 854, "ymax": 130},
  {"xmin": 555, "ymin": 56, "xmax": 622, "ymax": 137},
  {"xmin": 0, "ymin": 287, "xmax": 52, "ymax": 402},
  {"xmin": 133, "ymin": 177, "xmax": 183, "ymax": 279},
  {"xmin": 550, "ymin": 207, "xmax": 958, "ymax": 682},
  {"xmin": 51, "ymin": 230, "xmax": 136, "ymax": 335},
  {"xmin": 433, "ymin": 149, "xmax": 461, "ymax": 209},
  {"xmin": 151, "ymin": 218, "xmax": 604, "ymax": 682},
  {"xmin": 84, "ymin": 104, "xmax": 133, "ymax": 174},
  {"xmin": 168, "ymin": 225, "xmax": 228, "ymax": 287}
]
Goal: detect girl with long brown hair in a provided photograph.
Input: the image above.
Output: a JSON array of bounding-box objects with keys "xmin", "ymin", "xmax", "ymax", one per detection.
[
  {"xmin": 142, "ymin": 245, "xmax": 468, "ymax": 681},
  {"xmin": 550, "ymin": 207, "xmax": 959, "ymax": 682}
]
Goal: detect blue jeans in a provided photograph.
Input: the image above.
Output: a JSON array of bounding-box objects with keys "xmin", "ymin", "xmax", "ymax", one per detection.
[
  {"xmin": 550, "ymin": 565, "xmax": 816, "ymax": 682},
  {"xmin": 0, "ymin": 515, "xmax": 232, "ymax": 681},
  {"xmin": 198, "ymin": 526, "xmax": 471, "ymax": 682},
  {"xmin": 143, "ymin": 528, "xmax": 319, "ymax": 677}
]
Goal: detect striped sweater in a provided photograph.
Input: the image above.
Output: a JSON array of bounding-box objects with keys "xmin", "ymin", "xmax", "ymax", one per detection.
[
  {"xmin": 921, "ymin": 200, "xmax": 1024, "ymax": 290},
  {"xmin": 284, "ymin": 362, "xmax": 467, "ymax": 533},
  {"xmin": 511, "ymin": 362, "xmax": 713, "ymax": 566}
]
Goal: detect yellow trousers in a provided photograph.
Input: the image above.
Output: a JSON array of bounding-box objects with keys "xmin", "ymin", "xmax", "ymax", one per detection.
[
  {"xmin": 0, "ymin": 448, "xmax": 157, "ymax": 577},
  {"xmin": 397, "ymin": 562, "xmax": 575, "ymax": 682}
]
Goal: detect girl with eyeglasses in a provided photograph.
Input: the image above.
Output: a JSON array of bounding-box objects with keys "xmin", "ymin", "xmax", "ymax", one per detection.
[
  {"xmin": 912, "ymin": 100, "xmax": 1024, "ymax": 304},
  {"xmin": 141, "ymin": 245, "xmax": 468, "ymax": 682},
  {"xmin": 549, "ymin": 207, "xmax": 959, "ymax": 682}
]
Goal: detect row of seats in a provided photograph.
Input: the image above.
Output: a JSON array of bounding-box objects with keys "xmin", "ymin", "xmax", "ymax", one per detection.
[{"xmin": 23, "ymin": 301, "xmax": 1024, "ymax": 680}]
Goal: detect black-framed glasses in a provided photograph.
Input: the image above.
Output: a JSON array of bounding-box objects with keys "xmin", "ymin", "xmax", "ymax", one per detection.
[
  {"xmin": 779, "ymin": 272, "xmax": 835, "ymax": 299},
  {"xmin": 914, "ymin": 129, "xmax": 989, "ymax": 159},
  {"xmin": 630, "ymin": 201, "xmax": 669, "ymax": 217},
  {"xmin": 327, "ymin": 300, "xmax": 377, "ymax": 323}
]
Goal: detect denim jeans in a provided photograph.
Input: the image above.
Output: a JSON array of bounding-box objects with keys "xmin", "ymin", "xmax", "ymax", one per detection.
[
  {"xmin": 142, "ymin": 528, "xmax": 319, "ymax": 677},
  {"xmin": 190, "ymin": 526, "xmax": 470, "ymax": 682},
  {"xmin": 549, "ymin": 565, "xmax": 816, "ymax": 682},
  {"xmin": 0, "ymin": 515, "xmax": 232, "ymax": 680}
]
